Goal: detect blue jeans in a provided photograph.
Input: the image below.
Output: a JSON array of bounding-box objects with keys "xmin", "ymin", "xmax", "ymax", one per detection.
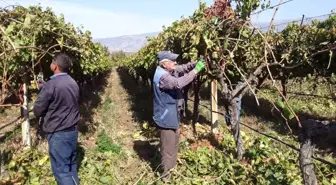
[{"xmin": 48, "ymin": 130, "xmax": 79, "ymax": 185}]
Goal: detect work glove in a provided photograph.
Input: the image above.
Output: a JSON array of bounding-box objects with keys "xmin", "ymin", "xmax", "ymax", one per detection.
[{"xmin": 194, "ymin": 59, "xmax": 205, "ymax": 73}]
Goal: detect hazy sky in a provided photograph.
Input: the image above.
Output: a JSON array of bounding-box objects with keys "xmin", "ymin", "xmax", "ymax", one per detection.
[{"xmin": 1, "ymin": 0, "xmax": 335, "ymax": 38}]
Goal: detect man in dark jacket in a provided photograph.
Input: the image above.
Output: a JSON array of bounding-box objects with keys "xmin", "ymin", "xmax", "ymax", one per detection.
[
  {"xmin": 153, "ymin": 51, "xmax": 205, "ymax": 181},
  {"xmin": 33, "ymin": 52, "xmax": 80, "ymax": 185}
]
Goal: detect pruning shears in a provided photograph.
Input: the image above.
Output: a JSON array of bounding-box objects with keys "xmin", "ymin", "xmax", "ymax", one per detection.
[{"xmin": 35, "ymin": 71, "xmax": 46, "ymax": 140}]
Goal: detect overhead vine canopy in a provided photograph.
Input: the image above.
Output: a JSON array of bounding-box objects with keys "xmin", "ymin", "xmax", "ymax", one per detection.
[
  {"xmin": 0, "ymin": 5, "xmax": 111, "ymax": 104},
  {"xmin": 120, "ymin": 0, "xmax": 336, "ymax": 95}
]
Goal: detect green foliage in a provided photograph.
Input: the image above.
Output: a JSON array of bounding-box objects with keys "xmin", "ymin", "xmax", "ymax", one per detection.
[
  {"xmin": 166, "ymin": 131, "xmax": 336, "ymax": 185},
  {"xmin": 1, "ymin": 147, "xmax": 126, "ymax": 185},
  {"xmin": 276, "ymin": 96, "xmax": 300, "ymax": 120},
  {"xmin": 122, "ymin": 2, "xmax": 313, "ymax": 91},
  {"xmin": 273, "ymin": 15, "xmax": 336, "ymax": 81},
  {"xmin": 117, "ymin": 2, "xmax": 336, "ymax": 184},
  {"xmin": 0, "ymin": 5, "xmax": 112, "ymax": 103},
  {"xmin": 120, "ymin": 0, "xmax": 336, "ymax": 97},
  {"xmin": 2, "ymin": 149, "xmax": 56, "ymax": 185},
  {"xmin": 3, "ymin": 128, "xmax": 21, "ymax": 144},
  {"xmin": 2, "ymin": 1, "xmax": 335, "ymax": 185},
  {"xmin": 261, "ymin": 79, "xmax": 336, "ymax": 119},
  {"xmin": 2, "ymin": 129, "xmax": 335, "ymax": 185},
  {"xmin": 97, "ymin": 133, "xmax": 122, "ymax": 154},
  {"xmin": 109, "ymin": 51, "xmax": 127, "ymax": 65},
  {"xmin": 234, "ymin": 0, "xmax": 271, "ymax": 20},
  {"xmin": 78, "ymin": 151, "xmax": 123, "ymax": 185}
]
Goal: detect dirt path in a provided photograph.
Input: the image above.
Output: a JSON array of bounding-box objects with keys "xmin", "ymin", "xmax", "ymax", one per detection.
[{"xmin": 93, "ymin": 69, "xmax": 158, "ymax": 184}]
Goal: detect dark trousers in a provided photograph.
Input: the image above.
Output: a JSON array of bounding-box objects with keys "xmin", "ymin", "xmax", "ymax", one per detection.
[
  {"xmin": 48, "ymin": 130, "xmax": 79, "ymax": 185},
  {"xmin": 159, "ymin": 128, "xmax": 179, "ymax": 177}
]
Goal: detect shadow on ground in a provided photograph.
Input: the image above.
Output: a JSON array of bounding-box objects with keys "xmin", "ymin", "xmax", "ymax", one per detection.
[
  {"xmin": 133, "ymin": 140, "xmax": 161, "ymax": 172},
  {"xmin": 76, "ymin": 144, "xmax": 86, "ymax": 170},
  {"xmin": 117, "ymin": 68, "xmax": 164, "ymax": 172},
  {"xmin": 78, "ymin": 71, "xmax": 111, "ymax": 134},
  {"xmin": 117, "ymin": 68, "xmax": 154, "ymax": 125}
]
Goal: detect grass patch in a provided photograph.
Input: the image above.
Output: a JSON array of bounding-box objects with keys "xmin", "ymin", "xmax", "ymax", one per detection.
[
  {"xmin": 3, "ymin": 128, "xmax": 21, "ymax": 143},
  {"xmin": 97, "ymin": 133, "xmax": 122, "ymax": 154},
  {"xmin": 0, "ymin": 108, "xmax": 6, "ymax": 115},
  {"xmin": 103, "ymin": 97, "xmax": 112, "ymax": 106},
  {"xmin": 261, "ymin": 80, "xmax": 336, "ymax": 120}
]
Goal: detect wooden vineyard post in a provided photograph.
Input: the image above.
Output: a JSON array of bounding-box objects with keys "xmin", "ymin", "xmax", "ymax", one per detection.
[
  {"xmin": 22, "ymin": 75, "xmax": 31, "ymax": 147},
  {"xmin": 299, "ymin": 120, "xmax": 336, "ymax": 185},
  {"xmin": 299, "ymin": 124, "xmax": 317, "ymax": 185},
  {"xmin": 211, "ymin": 80, "xmax": 218, "ymax": 134}
]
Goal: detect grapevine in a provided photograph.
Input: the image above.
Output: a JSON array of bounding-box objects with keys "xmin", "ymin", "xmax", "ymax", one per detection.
[
  {"xmin": 0, "ymin": 5, "xmax": 112, "ymax": 104},
  {"xmin": 120, "ymin": 0, "xmax": 336, "ymax": 161}
]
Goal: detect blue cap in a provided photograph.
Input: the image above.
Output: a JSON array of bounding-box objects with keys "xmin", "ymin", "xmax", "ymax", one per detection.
[{"xmin": 157, "ymin": 51, "xmax": 179, "ymax": 61}]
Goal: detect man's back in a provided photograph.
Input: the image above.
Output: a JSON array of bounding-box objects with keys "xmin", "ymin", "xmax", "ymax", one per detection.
[
  {"xmin": 33, "ymin": 73, "xmax": 80, "ymax": 133},
  {"xmin": 33, "ymin": 52, "xmax": 81, "ymax": 185}
]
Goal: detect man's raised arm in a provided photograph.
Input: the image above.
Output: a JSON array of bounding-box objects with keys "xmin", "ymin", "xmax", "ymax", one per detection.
[
  {"xmin": 160, "ymin": 61, "xmax": 205, "ymax": 90},
  {"xmin": 174, "ymin": 62, "xmax": 197, "ymax": 75}
]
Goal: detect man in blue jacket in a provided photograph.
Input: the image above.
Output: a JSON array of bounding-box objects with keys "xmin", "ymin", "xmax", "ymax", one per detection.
[
  {"xmin": 33, "ymin": 52, "xmax": 80, "ymax": 185},
  {"xmin": 153, "ymin": 51, "xmax": 205, "ymax": 181}
]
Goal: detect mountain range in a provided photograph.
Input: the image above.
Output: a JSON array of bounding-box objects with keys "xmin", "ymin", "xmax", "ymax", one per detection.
[{"xmin": 94, "ymin": 32, "xmax": 159, "ymax": 53}]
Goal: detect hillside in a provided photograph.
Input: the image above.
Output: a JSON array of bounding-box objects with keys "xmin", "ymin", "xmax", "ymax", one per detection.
[{"xmin": 94, "ymin": 32, "xmax": 159, "ymax": 53}]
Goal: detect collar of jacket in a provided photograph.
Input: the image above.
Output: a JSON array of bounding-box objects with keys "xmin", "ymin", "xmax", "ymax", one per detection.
[{"xmin": 50, "ymin": 72, "xmax": 67, "ymax": 79}]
